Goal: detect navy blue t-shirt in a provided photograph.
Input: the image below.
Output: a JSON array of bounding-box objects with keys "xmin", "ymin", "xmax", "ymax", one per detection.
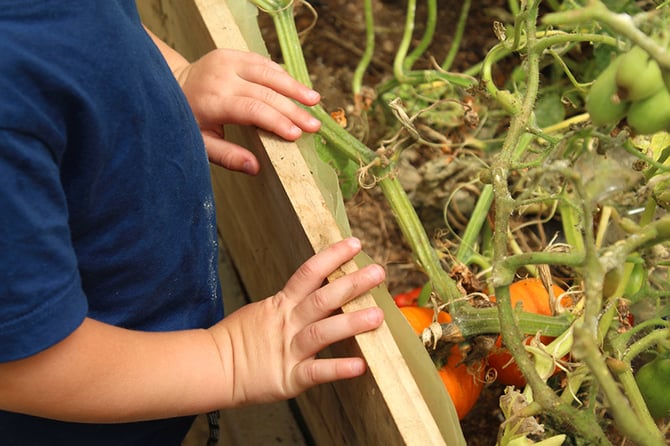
[{"xmin": 0, "ymin": 1, "xmax": 224, "ymax": 444}]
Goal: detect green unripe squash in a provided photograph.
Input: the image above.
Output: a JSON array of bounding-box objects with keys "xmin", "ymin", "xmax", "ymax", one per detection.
[
  {"xmin": 586, "ymin": 56, "xmax": 630, "ymax": 126},
  {"xmin": 615, "ymin": 46, "xmax": 665, "ymax": 102},
  {"xmin": 635, "ymin": 354, "xmax": 670, "ymax": 420},
  {"xmin": 627, "ymin": 87, "xmax": 670, "ymax": 135}
]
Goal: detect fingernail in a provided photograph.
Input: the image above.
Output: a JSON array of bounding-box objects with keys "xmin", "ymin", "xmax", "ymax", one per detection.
[
  {"xmin": 351, "ymin": 359, "xmax": 366, "ymax": 375},
  {"xmin": 307, "ymin": 89, "xmax": 320, "ymax": 103},
  {"xmin": 367, "ymin": 307, "xmax": 384, "ymax": 325},
  {"xmin": 346, "ymin": 237, "xmax": 361, "ymax": 250},
  {"xmin": 288, "ymin": 125, "xmax": 302, "ymax": 139},
  {"xmin": 370, "ymin": 264, "xmax": 385, "ymax": 282},
  {"xmin": 308, "ymin": 117, "xmax": 321, "ymax": 129},
  {"xmin": 242, "ymin": 161, "xmax": 257, "ymax": 175}
]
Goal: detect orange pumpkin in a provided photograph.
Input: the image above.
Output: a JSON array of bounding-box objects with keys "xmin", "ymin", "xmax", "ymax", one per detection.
[
  {"xmin": 399, "ymin": 306, "xmax": 484, "ymax": 419},
  {"xmin": 487, "ymin": 278, "xmax": 567, "ymax": 387},
  {"xmin": 393, "ymin": 286, "xmax": 422, "ymax": 307}
]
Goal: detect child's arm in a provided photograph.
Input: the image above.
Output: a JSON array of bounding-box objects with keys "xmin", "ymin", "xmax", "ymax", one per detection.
[
  {"xmin": 144, "ymin": 27, "xmax": 322, "ymax": 175},
  {"xmin": 0, "ymin": 238, "xmax": 384, "ymax": 422}
]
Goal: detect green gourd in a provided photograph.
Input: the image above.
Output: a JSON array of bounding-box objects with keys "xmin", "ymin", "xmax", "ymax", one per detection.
[
  {"xmin": 627, "ymin": 87, "xmax": 670, "ymax": 135},
  {"xmin": 586, "ymin": 57, "xmax": 630, "ymax": 126},
  {"xmin": 615, "ymin": 46, "xmax": 664, "ymax": 102},
  {"xmin": 635, "ymin": 354, "xmax": 670, "ymax": 420}
]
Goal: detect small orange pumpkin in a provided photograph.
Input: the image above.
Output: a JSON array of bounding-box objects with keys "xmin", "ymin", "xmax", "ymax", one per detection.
[
  {"xmin": 399, "ymin": 306, "xmax": 484, "ymax": 419},
  {"xmin": 393, "ymin": 286, "xmax": 422, "ymax": 307},
  {"xmin": 487, "ymin": 278, "xmax": 567, "ymax": 387}
]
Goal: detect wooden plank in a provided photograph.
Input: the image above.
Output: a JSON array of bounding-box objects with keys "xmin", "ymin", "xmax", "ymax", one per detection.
[
  {"xmin": 210, "ymin": 125, "xmax": 443, "ymax": 445},
  {"xmin": 136, "ymin": 1, "xmax": 464, "ymax": 444}
]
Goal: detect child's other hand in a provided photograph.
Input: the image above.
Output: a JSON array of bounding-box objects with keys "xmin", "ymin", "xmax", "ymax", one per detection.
[
  {"xmin": 176, "ymin": 49, "xmax": 322, "ymax": 175},
  {"xmin": 208, "ymin": 238, "xmax": 385, "ymax": 406}
]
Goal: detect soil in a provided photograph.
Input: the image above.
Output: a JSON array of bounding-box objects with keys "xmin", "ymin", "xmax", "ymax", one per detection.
[{"xmin": 258, "ymin": 1, "xmax": 513, "ymax": 444}]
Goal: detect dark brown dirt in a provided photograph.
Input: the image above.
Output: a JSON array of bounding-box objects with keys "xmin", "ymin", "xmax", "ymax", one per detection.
[{"xmin": 259, "ymin": 2, "xmax": 513, "ymax": 444}]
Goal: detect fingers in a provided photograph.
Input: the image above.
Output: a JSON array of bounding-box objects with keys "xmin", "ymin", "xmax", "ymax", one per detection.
[
  {"xmin": 202, "ymin": 132, "xmax": 260, "ymax": 175},
  {"xmin": 293, "ymin": 357, "xmax": 369, "ymax": 390},
  {"xmin": 183, "ymin": 48, "xmax": 322, "ymax": 154},
  {"xmin": 221, "ymin": 49, "xmax": 320, "ymax": 107},
  {"xmin": 214, "ymin": 50, "xmax": 321, "ymax": 135},
  {"xmin": 221, "ymin": 94, "xmax": 321, "ymax": 140},
  {"xmin": 290, "ymin": 263, "xmax": 385, "ymax": 326},
  {"xmin": 237, "ymin": 60, "xmax": 321, "ymax": 107},
  {"xmin": 291, "ymin": 307, "xmax": 384, "ymax": 359},
  {"xmin": 282, "ymin": 238, "xmax": 364, "ymax": 298},
  {"xmin": 283, "ymin": 238, "xmax": 385, "ymax": 328},
  {"xmin": 290, "ymin": 307, "xmax": 385, "ymax": 389}
]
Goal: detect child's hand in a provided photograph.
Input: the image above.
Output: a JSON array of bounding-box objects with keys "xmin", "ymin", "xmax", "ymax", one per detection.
[
  {"xmin": 208, "ymin": 237, "xmax": 385, "ymax": 406},
  {"xmin": 176, "ymin": 49, "xmax": 322, "ymax": 175}
]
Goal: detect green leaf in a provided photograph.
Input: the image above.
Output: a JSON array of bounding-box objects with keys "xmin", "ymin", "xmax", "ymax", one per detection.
[
  {"xmin": 315, "ymin": 141, "xmax": 360, "ymax": 199},
  {"xmin": 535, "ymin": 93, "xmax": 565, "ymax": 128}
]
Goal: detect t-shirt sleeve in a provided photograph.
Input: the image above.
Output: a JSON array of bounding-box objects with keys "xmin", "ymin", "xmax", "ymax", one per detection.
[{"xmin": 0, "ymin": 129, "xmax": 88, "ymax": 362}]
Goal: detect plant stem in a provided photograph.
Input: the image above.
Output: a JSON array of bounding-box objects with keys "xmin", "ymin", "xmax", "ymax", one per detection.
[
  {"xmin": 559, "ymin": 201, "xmax": 586, "ymax": 256},
  {"xmin": 480, "ymin": 43, "xmax": 521, "ymax": 114},
  {"xmin": 441, "ymin": 0, "xmax": 471, "ymax": 71},
  {"xmin": 489, "ymin": 3, "xmax": 610, "ymax": 443},
  {"xmin": 393, "ymin": 0, "xmax": 416, "ymax": 81},
  {"xmin": 268, "ymin": 5, "xmax": 311, "ymax": 86},
  {"xmin": 352, "ymin": 0, "xmax": 375, "ymax": 96},
  {"xmin": 455, "ymin": 184, "xmax": 493, "ymax": 265},
  {"xmin": 576, "ymin": 328, "xmax": 665, "ymax": 445},
  {"xmin": 610, "ymin": 363, "xmax": 661, "ymax": 441},
  {"xmin": 622, "ymin": 324, "xmax": 670, "ymax": 363},
  {"xmin": 403, "ymin": 0, "xmax": 437, "ymax": 72},
  {"xmin": 378, "ymin": 177, "xmax": 461, "ymax": 305},
  {"xmin": 376, "ymin": 70, "xmax": 477, "ymax": 99},
  {"xmin": 310, "ymin": 101, "xmax": 376, "ymax": 165},
  {"xmin": 497, "ymin": 250, "xmax": 585, "ymax": 272},
  {"xmin": 542, "ymin": 0, "xmax": 670, "ymax": 70},
  {"xmin": 480, "ymin": 30, "xmax": 619, "ymax": 115},
  {"xmin": 447, "ymin": 307, "xmax": 573, "ymax": 339}
]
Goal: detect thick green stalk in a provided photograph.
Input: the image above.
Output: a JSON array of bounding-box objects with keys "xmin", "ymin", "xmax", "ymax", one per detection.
[
  {"xmin": 558, "ymin": 201, "xmax": 586, "ymax": 256},
  {"xmin": 377, "ymin": 176, "xmax": 461, "ymax": 305},
  {"xmin": 448, "ymin": 307, "xmax": 573, "ymax": 339},
  {"xmin": 497, "ymin": 250, "xmax": 585, "ymax": 272},
  {"xmin": 489, "ymin": 3, "xmax": 610, "ymax": 443},
  {"xmin": 454, "ymin": 184, "xmax": 493, "ymax": 265},
  {"xmin": 310, "ymin": 105, "xmax": 376, "ymax": 165},
  {"xmin": 266, "ymin": 4, "xmax": 311, "ymax": 86}
]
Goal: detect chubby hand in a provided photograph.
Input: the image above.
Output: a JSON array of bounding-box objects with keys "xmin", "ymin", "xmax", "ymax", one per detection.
[
  {"xmin": 176, "ymin": 49, "xmax": 322, "ymax": 175},
  {"xmin": 209, "ymin": 238, "xmax": 385, "ymax": 406}
]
